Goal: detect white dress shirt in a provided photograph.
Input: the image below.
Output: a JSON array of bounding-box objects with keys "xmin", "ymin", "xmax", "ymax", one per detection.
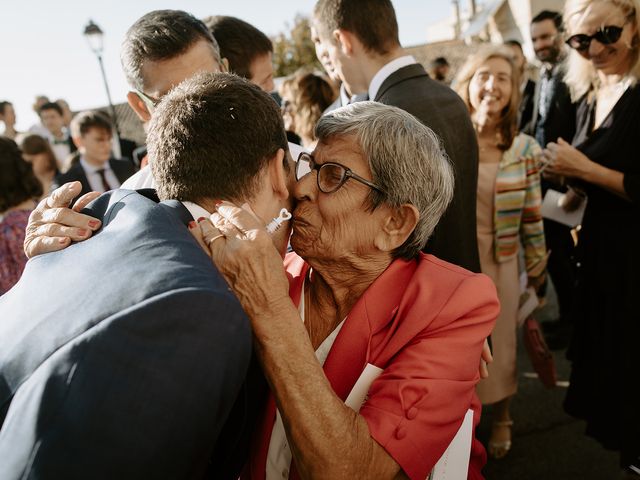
[
  {"xmin": 265, "ymin": 277, "xmax": 346, "ymax": 480},
  {"xmin": 121, "ymin": 165, "xmax": 154, "ymax": 189},
  {"xmin": 80, "ymin": 156, "xmax": 121, "ymax": 193},
  {"xmin": 182, "ymin": 201, "xmax": 212, "ymax": 222},
  {"xmin": 368, "ymin": 55, "xmax": 416, "ymax": 101}
]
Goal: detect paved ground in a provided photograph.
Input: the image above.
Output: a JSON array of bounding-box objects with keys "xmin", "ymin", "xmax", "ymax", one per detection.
[{"xmin": 477, "ymin": 286, "xmax": 621, "ymax": 479}]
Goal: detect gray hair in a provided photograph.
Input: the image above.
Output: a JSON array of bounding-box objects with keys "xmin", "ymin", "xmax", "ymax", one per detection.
[{"xmin": 316, "ymin": 101, "xmax": 454, "ymax": 260}]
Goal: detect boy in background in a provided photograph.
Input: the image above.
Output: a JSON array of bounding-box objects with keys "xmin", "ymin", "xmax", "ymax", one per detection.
[{"xmin": 54, "ymin": 110, "xmax": 135, "ymax": 198}]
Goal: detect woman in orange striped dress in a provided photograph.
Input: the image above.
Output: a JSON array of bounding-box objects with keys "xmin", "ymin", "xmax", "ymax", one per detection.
[{"xmin": 455, "ymin": 46, "xmax": 547, "ymax": 459}]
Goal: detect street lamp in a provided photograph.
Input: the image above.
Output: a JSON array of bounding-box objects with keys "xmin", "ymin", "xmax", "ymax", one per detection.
[{"xmin": 83, "ymin": 20, "xmax": 121, "ymax": 152}]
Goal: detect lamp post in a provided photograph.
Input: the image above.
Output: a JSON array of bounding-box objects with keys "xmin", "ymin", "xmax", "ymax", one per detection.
[{"xmin": 83, "ymin": 20, "xmax": 121, "ymax": 150}]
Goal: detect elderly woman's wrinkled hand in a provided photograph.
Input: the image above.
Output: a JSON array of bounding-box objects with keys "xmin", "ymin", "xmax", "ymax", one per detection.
[
  {"xmin": 191, "ymin": 202, "xmax": 291, "ymax": 319},
  {"xmin": 479, "ymin": 338, "xmax": 493, "ymax": 379},
  {"xmin": 24, "ymin": 181, "xmax": 102, "ymax": 258},
  {"xmin": 543, "ymin": 138, "xmax": 595, "ymax": 180}
]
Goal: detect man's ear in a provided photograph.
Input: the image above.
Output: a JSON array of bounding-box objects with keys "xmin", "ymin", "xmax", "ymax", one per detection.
[
  {"xmin": 268, "ymin": 148, "xmax": 289, "ymax": 201},
  {"xmin": 220, "ymin": 57, "xmax": 230, "ymax": 73},
  {"xmin": 72, "ymin": 135, "xmax": 85, "ymax": 152},
  {"xmin": 334, "ymin": 29, "xmax": 356, "ymax": 55},
  {"xmin": 373, "ymin": 204, "xmax": 420, "ymax": 253},
  {"xmin": 126, "ymin": 91, "xmax": 152, "ymax": 123}
]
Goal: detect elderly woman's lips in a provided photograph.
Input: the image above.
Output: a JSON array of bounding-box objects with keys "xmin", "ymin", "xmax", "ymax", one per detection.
[{"xmin": 292, "ymin": 215, "xmax": 311, "ymax": 227}]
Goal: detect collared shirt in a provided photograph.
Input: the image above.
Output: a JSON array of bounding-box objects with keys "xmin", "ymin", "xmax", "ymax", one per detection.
[
  {"xmin": 121, "ymin": 165, "xmax": 154, "ymax": 190},
  {"xmin": 182, "ymin": 201, "xmax": 211, "ymax": 223},
  {"xmin": 537, "ymin": 64, "xmax": 556, "ymax": 122},
  {"xmin": 47, "ymin": 129, "xmax": 72, "ymax": 168},
  {"xmin": 339, "ymin": 83, "xmax": 352, "ymax": 107},
  {"xmin": 368, "ymin": 55, "xmax": 416, "ymax": 101},
  {"xmin": 80, "ymin": 156, "xmax": 120, "ymax": 193}
]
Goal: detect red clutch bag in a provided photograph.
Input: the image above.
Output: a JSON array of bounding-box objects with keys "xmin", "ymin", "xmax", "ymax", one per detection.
[{"xmin": 522, "ymin": 316, "xmax": 557, "ymax": 388}]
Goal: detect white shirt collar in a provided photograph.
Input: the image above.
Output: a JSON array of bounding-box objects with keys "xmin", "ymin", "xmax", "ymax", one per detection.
[
  {"xmin": 339, "ymin": 83, "xmax": 351, "ymax": 107},
  {"xmin": 182, "ymin": 201, "xmax": 212, "ymax": 222},
  {"xmin": 368, "ymin": 55, "xmax": 416, "ymax": 101},
  {"xmin": 79, "ymin": 156, "xmax": 110, "ymax": 174}
]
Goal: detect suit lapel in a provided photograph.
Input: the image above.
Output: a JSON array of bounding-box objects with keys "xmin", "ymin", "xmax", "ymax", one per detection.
[
  {"xmin": 75, "ymin": 165, "xmax": 93, "ymax": 196},
  {"xmin": 320, "ymin": 258, "xmax": 417, "ymax": 401},
  {"xmin": 374, "ymin": 63, "xmax": 428, "ymax": 101},
  {"xmin": 109, "ymin": 159, "xmax": 134, "ymax": 185}
]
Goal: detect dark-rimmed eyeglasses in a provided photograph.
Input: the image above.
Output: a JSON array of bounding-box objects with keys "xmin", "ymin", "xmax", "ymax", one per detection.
[
  {"xmin": 135, "ymin": 89, "xmax": 161, "ymax": 111},
  {"xmin": 565, "ymin": 24, "xmax": 626, "ymax": 51},
  {"xmin": 295, "ymin": 152, "xmax": 384, "ymax": 194}
]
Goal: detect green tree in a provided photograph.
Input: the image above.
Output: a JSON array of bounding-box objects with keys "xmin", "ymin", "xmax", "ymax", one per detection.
[{"xmin": 272, "ymin": 15, "xmax": 322, "ymax": 77}]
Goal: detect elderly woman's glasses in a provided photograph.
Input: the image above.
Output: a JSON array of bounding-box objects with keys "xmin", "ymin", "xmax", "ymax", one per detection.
[
  {"xmin": 295, "ymin": 152, "xmax": 384, "ymax": 194},
  {"xmin": 565, "ymin": 25, "xmax": 625, "ymax": 51}
]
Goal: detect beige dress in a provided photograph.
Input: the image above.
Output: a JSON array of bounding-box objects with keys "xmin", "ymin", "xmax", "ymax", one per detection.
[{"xmin": 475, "ymin": 161, "xmax": 519, "ymax": 405}]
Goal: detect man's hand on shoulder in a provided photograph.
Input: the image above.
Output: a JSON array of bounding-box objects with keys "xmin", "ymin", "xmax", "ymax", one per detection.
[{"xmin": 24, "ymin": 181, "xmax": 102, "ymax": 258}]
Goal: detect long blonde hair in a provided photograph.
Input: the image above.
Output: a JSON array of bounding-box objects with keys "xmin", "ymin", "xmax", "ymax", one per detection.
[
  {"xmin": 454, "ymin": 45, "xmax": 521, "ymax": 151},
  {"xmin": 564, "ymin": 0, "xmax": 640, "ymax": 100}
]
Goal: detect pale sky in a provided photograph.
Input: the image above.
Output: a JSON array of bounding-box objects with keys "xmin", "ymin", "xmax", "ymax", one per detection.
[{"xmin": 1, "ymin": 0, "xmax": 460, "ymax": 131}]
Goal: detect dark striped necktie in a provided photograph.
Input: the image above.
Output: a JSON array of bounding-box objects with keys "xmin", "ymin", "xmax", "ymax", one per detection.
[{"xmin": 95, "ymin": 168, "xmax": 112, "ymax": 192}]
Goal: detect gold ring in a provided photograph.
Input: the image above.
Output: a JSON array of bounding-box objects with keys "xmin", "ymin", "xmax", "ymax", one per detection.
[{"xmin": 206, "ymin": 234, "xmax": 225, "ymax": 245}]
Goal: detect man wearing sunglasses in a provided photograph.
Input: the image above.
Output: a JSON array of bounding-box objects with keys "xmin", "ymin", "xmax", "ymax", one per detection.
[{"xmin": 528, "ymin": 10, "xmax": 578, "ymax": 350}]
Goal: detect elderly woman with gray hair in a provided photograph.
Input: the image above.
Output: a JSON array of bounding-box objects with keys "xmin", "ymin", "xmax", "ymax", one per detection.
[{"xmin": 197, "ymin": 102, "xmax": 499, "ymax": 480}]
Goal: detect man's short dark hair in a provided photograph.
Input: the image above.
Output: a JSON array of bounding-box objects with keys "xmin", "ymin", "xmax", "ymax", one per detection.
[
  {"xmin": 0, "ymin": 101, "xmax": 11, "ymax": 116},
  {"xmin": 430, "ymin": 57, "xmax": 449, "ymax": 68},
  {"xmin": 314, "ymin": 0, "xmax": 400, "ymax": 55},
  {"xmin": 70, "ymin": 110, "xmax": 113, "ymax": 138},
  {"xmin": 121, "ymin": 10, "xmax": 221, "ymax": 91},
  {"xmin": 149, "ymin": 72, "xmax": 288, "ymax": 203},
  {"xmin": 504, "ymin": 39, "xmax": 523, "ymax": 50},
  {"xmin": 38, "ymin": 102, "xmax": 63, "ymax": 117},
  {"xmin": 531, "ymin": 10, "xmax": 563, "ymax": 31},
  {"xmin": 0, "ymin": 137, "xmax": 43, "ymax": 212},
  {"xmin": 202, "ymin": 16, "xmax": 273, "ymax": 80}
]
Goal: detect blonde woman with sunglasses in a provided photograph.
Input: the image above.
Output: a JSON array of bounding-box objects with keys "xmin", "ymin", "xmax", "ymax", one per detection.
[{"xmin": 541, "ymin": 0, "xmax": 640, "ymax": 476}]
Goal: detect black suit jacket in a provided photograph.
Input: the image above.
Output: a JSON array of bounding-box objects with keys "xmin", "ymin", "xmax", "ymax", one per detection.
[
  {"xmin": 373, "ymin": 63, "xmax": 480, "ymax": 272},
  {"xmin": 518, "ymin": 78, "xmax": 536, "ymax": 132},
  {"xmin": 0, "ymin": 190, "xmax": 253, "ymax": 479},
  {"xmin": 53, "ymin": 157, "xmax": 136, "ymax": 199},
  {"xmin": 529, "ymin": 65, "xmax": 576, "ymax": 147}
]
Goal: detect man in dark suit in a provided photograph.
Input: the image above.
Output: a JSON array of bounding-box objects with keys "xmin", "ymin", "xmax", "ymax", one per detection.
[
  {"xmin": 504, "ymin": 39, "xmax": 537, "ymax": 132},
  {"xmin": 0, "ymin": 72, "xmax": 292, "ymax": 479},
  {"xmin": 311, "ymin": 0, "xmax": 480, "ymax": 272},
  {"xmin": 528, "ymin": 10, "xmax": 577, "ymax": 348},
  {"xmin": 54, "ymin": 110, "xmax": 136, "ymax": 199},
  {"xmin": 36, "ymin": 101, "xmax": 77, "ymax": 169}
]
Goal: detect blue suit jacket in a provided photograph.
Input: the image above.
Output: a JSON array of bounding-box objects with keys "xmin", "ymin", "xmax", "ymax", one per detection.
[{"xmin": 0, "ymin": 189, "xmax": 253, "ymax": 479}]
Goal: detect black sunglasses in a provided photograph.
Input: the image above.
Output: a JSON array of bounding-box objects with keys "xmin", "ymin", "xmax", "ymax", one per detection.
[
  {"xmin": 565, "ymin": 25, "xmax": 625, "ymax": 51},
  {"xmin": 295, "ymin": 152, "xmax": 384, "ymax": 194}
]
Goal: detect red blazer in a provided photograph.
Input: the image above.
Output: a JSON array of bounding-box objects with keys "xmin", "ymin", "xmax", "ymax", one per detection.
[{"xmin": 243, "ymin": 252, "xmax": 498, "ymax": 480}]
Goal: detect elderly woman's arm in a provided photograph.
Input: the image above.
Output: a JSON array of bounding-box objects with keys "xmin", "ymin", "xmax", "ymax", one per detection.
[
  {"xmin": 252, "ymin": 298, "xmax": 408, "ymax": 479},
  {"xmin": 196, "ymin": 205, "xmax": 498, "ymax": 480},
  {"xmin": 197, "ymin": 209, "xmax": 406, "ymax": 479}
]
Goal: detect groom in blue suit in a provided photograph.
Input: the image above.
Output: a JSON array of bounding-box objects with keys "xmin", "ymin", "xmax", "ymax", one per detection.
[{"xmin": 0, "ymin": 72, "xmax": 292, "ymax": 479}]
